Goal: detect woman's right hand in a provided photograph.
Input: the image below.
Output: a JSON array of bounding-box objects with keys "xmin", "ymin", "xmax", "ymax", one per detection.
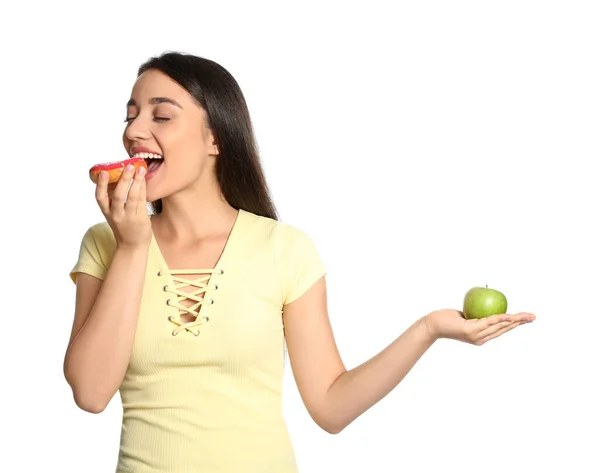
[{"xmin": 95, "ymin": 164, "xmax": 152, "ymax": 248}]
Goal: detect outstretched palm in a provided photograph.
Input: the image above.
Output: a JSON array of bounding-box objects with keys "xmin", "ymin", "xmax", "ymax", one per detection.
[{"xmin": 425, "ymin": 309, "xmax": 536, "ymax": 345}]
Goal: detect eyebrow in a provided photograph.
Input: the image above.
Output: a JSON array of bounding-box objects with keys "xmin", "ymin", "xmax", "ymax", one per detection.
[{"xmin": 126, "ymin": 97, "xmax": 183, "ymax": 108}]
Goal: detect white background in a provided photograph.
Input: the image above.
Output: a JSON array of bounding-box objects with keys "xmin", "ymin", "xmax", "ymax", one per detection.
[{"xmin": 1, "ymin": 1, "xmax": 599, "ymax": 472}]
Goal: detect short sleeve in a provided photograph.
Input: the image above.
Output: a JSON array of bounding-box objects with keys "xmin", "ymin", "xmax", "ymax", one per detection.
[
  {"xmin": 69, "ymin": 223, "xmax": 115, "ymax": 284},
  {"xmin": 275, "ymin": 222, "xmax": 327, "ymax": 305}
]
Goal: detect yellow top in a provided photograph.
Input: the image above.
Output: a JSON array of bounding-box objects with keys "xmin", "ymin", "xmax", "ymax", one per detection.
[{"xmin": 69, "ymin": 209, "xmax": 327, "ymax": 473}]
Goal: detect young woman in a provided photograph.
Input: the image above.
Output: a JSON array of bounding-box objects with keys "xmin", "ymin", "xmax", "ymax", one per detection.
[{"xmin": 64, "ymin": 52, "xmax": 536, "ymax": 473}]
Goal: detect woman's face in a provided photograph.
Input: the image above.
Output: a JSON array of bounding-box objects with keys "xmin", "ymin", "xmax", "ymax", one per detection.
[{"xmin": 122, "ymin": 68, "xmax": 218, "ymax": 202}]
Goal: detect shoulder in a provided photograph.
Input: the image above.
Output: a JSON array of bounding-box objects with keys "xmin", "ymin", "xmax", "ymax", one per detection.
[
  {"xmin": 70, "ymin": 222, "xmax": 116, "ymax": 282},
  {"xmin": 84, "ymin": 221, "xmax": 116, "ymax": 245},
  {"xmin": 79, "ymin": 221, "xmax": 117, "ymax": 257},
  {"xmin": 239, "ymin": 209, "xmax": 315, "ymax": 248}
]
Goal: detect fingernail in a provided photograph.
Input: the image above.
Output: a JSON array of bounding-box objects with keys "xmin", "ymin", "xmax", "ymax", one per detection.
[
  {"xmin": 126, "ymin": 164, "xmax": 134, "ymax": 173},
  {"xmin": 100, "ymin": 171, "xmax": 108, "ymax": 180},
  {"xmin": 137, "ymin": 166, "xmax": 146, "ymax": 176}
]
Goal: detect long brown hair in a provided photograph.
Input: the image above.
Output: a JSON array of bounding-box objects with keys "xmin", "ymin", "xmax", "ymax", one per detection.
[{"xmin": 137, "ymin": 52, "xmax": 278, "ymax": 220}]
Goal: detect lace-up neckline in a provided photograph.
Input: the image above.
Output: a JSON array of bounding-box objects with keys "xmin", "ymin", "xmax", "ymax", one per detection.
[
  {"xmin": 151, "ymin": 209, "xmax": 242, "ymax": 337},
  {"xmin": 163, "ymin": 269, "xmax": 224, "ymax": 336}
]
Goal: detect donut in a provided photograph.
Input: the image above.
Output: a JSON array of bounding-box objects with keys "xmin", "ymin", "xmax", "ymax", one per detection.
[{"xmin": 89, "ymin": 157, "xmax": 148, "ymax": 184}]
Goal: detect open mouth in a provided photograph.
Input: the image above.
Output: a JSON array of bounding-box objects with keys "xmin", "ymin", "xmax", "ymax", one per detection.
[{"xmin": 132, "ymin": 152, "xmax": 164, "ymax": 174}]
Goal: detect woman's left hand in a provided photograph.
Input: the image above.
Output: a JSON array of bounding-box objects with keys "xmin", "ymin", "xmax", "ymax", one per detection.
[{"xmin": 424, "ymin": 309, "xmax": 536, "ymax": 345}]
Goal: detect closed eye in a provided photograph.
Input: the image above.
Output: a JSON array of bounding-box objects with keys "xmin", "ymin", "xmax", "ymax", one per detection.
[{"xmin": 124, "ymin": 116, "xmax": 170, "ymax": 123}]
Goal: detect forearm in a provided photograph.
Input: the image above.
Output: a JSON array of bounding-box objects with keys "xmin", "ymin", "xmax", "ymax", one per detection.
[
  {"xmin": 64, "ymin": 245, "xmax": 149, "ymax": 411},
  {"xmin": 323, "ymin": 316, "xmax": 435, "ymax": 433}
]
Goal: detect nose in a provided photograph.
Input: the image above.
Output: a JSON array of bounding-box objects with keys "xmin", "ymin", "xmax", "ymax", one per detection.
[{"xmin": 124, "ymin": 116, "xmax": 151, "ymax": 141}]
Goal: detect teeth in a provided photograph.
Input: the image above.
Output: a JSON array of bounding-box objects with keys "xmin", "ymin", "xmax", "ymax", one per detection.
[{"xmin": 132, "ymin": 152, "xmax": 163, "ymax": 160}]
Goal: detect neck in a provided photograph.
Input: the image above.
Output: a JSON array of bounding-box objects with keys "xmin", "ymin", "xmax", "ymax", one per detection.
[{"xmin": 152, "ymin": 180, "xmax": 238, "ymax": 242}]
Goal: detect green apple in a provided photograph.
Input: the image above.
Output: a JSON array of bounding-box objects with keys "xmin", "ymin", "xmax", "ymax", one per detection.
[{"xmin": 463, "ymin": 285, "xmax": 508, "ymax": 319}]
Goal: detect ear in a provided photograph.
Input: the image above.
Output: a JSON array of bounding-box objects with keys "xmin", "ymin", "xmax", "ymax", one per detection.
[{"xmin": 207, "ymin": 129, "xmax": 219, "ymax": 156}]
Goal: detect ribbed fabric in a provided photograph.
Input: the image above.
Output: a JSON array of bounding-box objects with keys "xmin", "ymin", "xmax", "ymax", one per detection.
[{"xmin": 69, "ymin": 209, "xmax": 327, "ymax": 472}]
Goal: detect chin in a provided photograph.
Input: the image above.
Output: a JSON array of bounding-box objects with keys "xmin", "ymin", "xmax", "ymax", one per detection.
[
  {"xmin": 144, "ymin": 189, "xmax": 161, "ymax": 205},
  {"xmin": 144, "ymin": 180, "xmax": 166, "ymax": 203},
  {"xmin": 146, "ymin": 187, "xmax": 175, "ymax": 207}
]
